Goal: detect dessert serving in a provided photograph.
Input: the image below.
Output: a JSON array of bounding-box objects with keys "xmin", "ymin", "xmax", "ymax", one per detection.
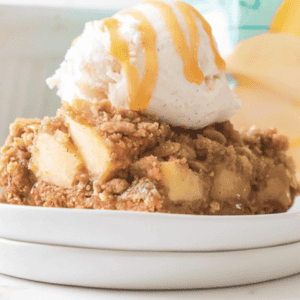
[{"xmin": 0, "ymin": 0, "xmax": 299, "ymax": 215}]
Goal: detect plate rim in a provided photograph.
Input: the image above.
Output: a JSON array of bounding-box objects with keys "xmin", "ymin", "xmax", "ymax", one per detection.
[
  {"xmin": 1, "ymin": 237, "xmax": 300, "ymax": 289},
  {"xmin": 1, "ymin": 199, "xmax": 300, "ymax": 252},
  {"xmin": 1, "ymin": 201, "xmax": 300, "ymax": 220}
]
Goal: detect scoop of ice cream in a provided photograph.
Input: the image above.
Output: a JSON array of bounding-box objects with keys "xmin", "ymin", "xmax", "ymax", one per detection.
[{"xmin": 47, "ymin": 0, "xmax": 241, "ymax": 129}]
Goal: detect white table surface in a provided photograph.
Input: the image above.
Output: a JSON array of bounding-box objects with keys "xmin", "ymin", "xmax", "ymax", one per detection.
[{"xmin": 1, "ymin": 272, "xmax": 300, "ymax": 300}]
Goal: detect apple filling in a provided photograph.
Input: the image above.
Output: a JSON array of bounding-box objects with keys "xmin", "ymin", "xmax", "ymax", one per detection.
[{"xmin": 161, "ymin": 160, "xmax": 205, "ymax": 202}]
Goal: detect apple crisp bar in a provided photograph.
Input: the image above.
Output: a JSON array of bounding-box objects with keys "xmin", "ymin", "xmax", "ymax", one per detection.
[{"xmin": 0, "ymin": 99, "xmax": 299, "ymax": 215}]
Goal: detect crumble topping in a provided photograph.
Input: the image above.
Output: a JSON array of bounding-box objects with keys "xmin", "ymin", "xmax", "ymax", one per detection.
[{"xmin": 0, "ymin": 100, "xmax": 299, "ymax": 215}]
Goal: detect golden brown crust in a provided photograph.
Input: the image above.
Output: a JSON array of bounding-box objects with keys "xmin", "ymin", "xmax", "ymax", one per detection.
[
  {"xmin": 39, "ymin": 117, "xmax": 69, "ymax": 135},
  {"xmin": 0, "ymin": 101, "xmax": 299, "ymax": 215},
  {"xmin": 0, "ymin": 118, "xmax": 40, "ymax": 205}
]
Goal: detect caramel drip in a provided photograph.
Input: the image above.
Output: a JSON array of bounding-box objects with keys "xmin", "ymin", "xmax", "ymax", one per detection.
[
  {"xmin": 117, "ymin": 9, "xmax": 158, "ymax": 110},
  {"xmin": 101, "ymin": 18, "xmax": 140, "ymax": 109},
  {"xmin": 144, "ymin": 0, "xmax": 204, "ymax": 84},
  {"xmin": 175, "ymin": 1, "xmax": 226, "ymax": 72},
  {"xmin": 270, "ymin": 0, "xmax": 300, "ymax": 36}
]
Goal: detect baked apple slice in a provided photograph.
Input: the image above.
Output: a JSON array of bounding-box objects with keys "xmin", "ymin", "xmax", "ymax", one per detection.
[
  {"xmin": 30, "ymin": 130, "xmax": 83, "ymax": 189},
  {"xmin": 161, "ymin": 160, "xmax": 205, "ymax": 202},
  {"xmin": 65, "ymin": 115, "xmax": 113, "ymax": 183},
  {"xmin": 210, "ymin": 166, "xmax": 251, "ymax": 201}
]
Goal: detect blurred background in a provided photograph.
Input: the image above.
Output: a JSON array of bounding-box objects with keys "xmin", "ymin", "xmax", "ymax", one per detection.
[{"xmin": 0, "ymin": 0, "xmax": 285, "ymax": 145}]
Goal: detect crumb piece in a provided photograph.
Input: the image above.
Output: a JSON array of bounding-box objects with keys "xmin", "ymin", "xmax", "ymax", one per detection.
[
  {"xmin": 152, "ymin": 141, "xmax": 181, "ymax": 157},
  {"xmin": 101, "ymin": 178, "xmax": 130, "ymax": 194},
  {"xmin": 210, "ymin": 201, "xmax": 220, "ymax": 213},
  {"xmin": 130, "ymin": 156, "xmax": 165, "ymax": 189},
  {"xmin": 117, "ymin": 178, "xmax": 163, "ymax": 212}
]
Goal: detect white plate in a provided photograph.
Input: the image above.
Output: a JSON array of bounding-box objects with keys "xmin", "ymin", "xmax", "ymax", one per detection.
[
  {"xmin": 0, "ymin": 197, "xmax": 300, "ymax": 252},
  {"xmin": 1, "ymin": 237, "xmax": 300, "ymax": 290}
]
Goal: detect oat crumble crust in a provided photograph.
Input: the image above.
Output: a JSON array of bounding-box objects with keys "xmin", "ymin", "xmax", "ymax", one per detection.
[{"xmin": 0, "ymin": 99, "xmax": 299, "ymax": 215}]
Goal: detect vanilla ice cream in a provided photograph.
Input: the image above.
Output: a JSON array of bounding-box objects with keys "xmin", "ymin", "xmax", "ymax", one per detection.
[{"xmin": 47, "ymin": 0, "xmax": 241, "ymax": 128}]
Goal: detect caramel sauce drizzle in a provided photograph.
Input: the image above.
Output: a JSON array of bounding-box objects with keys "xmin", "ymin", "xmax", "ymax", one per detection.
[
  {"xmin": 118, "ymin": 9, "xmax": 158, "ymax": 110},
  {"xmin": 174, "ymin": 1, "xmax": 226, "ymax": 73},
  {"xmin": 101, "ymin": 0, "xmax": 225, "ymax": 111},
  {"xmin": 101, "ymin": 18, "xmax": 141, "ymax": 109},
  {"xmin": 144, "ymin": 0, "xmax": 204, "ymax": 85}
]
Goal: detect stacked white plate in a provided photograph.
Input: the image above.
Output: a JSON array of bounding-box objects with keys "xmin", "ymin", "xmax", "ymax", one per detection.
[{"xmin": 1, "ymin": 198, "xmax": 300, "ymax": 290}]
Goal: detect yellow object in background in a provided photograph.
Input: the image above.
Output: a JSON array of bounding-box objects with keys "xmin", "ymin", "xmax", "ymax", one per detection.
[
  {"xmin": 226, "ymin": 0, "xmax": 300, "ymax": 178},
  {"xmin": 230, "ymin": 84, "xmax": 300, "ymax": 179},
  {"xmin": 270, "ymin": 0, "xmax": 300, "ymax": 36},
  {"xmin": 226, "ymin": 33, "xmax": 300, "ymax": 104}
]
